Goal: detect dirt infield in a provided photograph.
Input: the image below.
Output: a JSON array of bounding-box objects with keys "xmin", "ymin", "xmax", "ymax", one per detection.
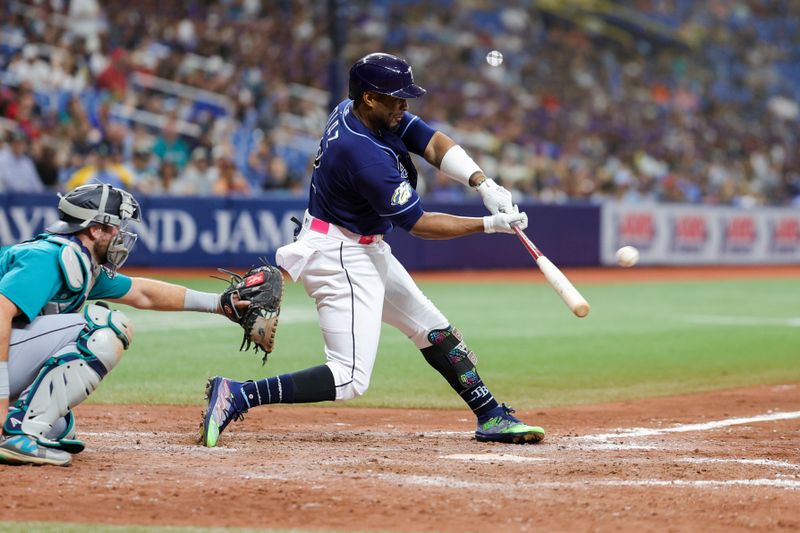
[
  {"xmin": 3, "ymin": 265, "xmax": 798, "ymax": 531},
  {"xmin": 2, "ymin": 384, "xmax": 799, "ymax": 532}
]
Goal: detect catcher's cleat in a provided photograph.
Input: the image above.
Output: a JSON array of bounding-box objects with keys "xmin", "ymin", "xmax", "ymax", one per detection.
[
  {"xmin": 475, "ymin": 404, "xmax": 545, "ymax": 444},
  {"xmin": 0, "ymin": 434, "xmax": 72, "ymax": 466},
  {"xmin": 200, "ymin": 376, "xmax": 246, "ymax": 448}
]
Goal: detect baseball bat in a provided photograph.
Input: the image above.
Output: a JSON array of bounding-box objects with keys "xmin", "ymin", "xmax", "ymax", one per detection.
[{"xmin": 512, "ymin": 225, "xmax": 590, "ymax": 318}]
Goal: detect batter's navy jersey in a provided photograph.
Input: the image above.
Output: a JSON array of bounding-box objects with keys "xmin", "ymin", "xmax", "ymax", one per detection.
[
  {"xmin": 308, "ymin": 99, "xmax": 436, "ymax": 235},
  {"xmin": 0, "ymin": 237, "xmax": 132, "ymax": 322}
]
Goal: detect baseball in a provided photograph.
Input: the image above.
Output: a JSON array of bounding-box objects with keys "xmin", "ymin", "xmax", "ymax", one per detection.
[
  {"xmin": 486, "ymin": 50, "xmax": 503, "ymax": 67},
  {"xmin": 615, "ymin": 246, "xmax": 640, "ymax": 267}
]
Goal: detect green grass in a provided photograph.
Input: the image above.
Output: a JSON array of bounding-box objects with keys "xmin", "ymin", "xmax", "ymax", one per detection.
[{"xmin": 90, "ymin": 275, "xmax": 800, "ymax": 410}]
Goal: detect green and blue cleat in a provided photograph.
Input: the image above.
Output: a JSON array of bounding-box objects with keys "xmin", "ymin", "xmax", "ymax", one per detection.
[
  {"xmin": 200, "ymin": 376, "xmax": 247, "ymax": 448},
  {"xmin": 475, "ymin": 404, "xmax": 545, "ymax": 444}
]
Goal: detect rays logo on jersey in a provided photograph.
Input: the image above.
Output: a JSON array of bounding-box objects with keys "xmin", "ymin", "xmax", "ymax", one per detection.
[{"xmin": 391, "ymin": 181, "xmax": 413, "ymax": 206}]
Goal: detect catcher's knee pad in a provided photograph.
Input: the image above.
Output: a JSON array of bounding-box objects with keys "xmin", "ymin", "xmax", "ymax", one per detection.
[
  {"xmin": 421, "ymin": 326, "xmax": 479, "ymax": 392},
  {"xmin": 81, "ymin": 303, "xmax": 133, "ymax": 365},
  {"xmin": 4, "ymin": 304, "xmax": 132, "ymax": 446}
]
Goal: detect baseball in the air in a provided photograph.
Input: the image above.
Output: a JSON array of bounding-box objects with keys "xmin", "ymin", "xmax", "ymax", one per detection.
[
  {"xmin": 486, "ymin": 50, "xmax": 503, "ymax": 66},
  {"xmin": 615, "ymin": 246, "xmax": 640, "ymax": 267}
]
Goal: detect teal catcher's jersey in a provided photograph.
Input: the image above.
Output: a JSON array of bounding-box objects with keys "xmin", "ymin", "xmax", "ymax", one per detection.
[{"xmin": 0, "ymin": 234, "xmax": 132, "ymax": 322}]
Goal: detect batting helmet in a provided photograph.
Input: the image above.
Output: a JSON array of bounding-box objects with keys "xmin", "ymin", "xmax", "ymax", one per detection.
[
  {"xmin": 46, "ymin": 183, "xmax": 142, "ymax": 276},
  {"xmin": 348, "ymin": 53, "xmax": 426, "ymax": 100}
]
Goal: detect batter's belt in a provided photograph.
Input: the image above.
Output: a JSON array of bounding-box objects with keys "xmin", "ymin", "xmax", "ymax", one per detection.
[{"xmin": 303, "ymin": 211, "xmax": 383, "ymax": 245}]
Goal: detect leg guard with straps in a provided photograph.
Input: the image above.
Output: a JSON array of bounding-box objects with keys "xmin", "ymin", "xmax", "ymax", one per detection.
[
  {"xmin": 421, "ymin": 326, "xmax": 499, "ymax": 419},
  {"xmin": 421, "ymin": 327, "xmax": 479, "ymax": 392},
  {"xmin": 3, "ymin": 304, "xmax": 133, "ymax": 449}
]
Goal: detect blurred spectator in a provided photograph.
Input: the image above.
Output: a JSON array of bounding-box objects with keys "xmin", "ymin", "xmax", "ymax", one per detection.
[
  {"xmin": 95, "ymin": 48, "xmax": 129, "ymax": 100},
  {"xmin": 31, "ymin": 141, "xmax": 60, "ymax": 190},
  {"xmin": 1, "ymin": 0, "xmax": 800, "ymax": 206},
  {"xmin": 66, "ymin": 142, "xmax": 134, "ymax": 190},
  {"xmin": 152, "ymin": 120, "xmax": 190, "ymax": 170},
  {"xmin": 129, "ymin": 147, "xmax": 158, "ymax": 186},
  {"xmin": 247, "ymin": 136, "xmax": 291, "ymax": 191},
  {"xmin": 210, "ymin": 146, "xmax": 250, "ymax": 196},
  {"xmin": 58, "ymin": 151, "xmax": 88, "ymax": 187},
  {"xmin": 7, "ymin": 45, "xmax": 50, "ymax": 87},
  {"xmin": 58, "ymin": 95, "xmax": 92, "ymax": 142},
  {"xmin": 138, "ymin": 159, "xmax": 188, "ymax": 195},
  {"xmin": 179, "ymin": 147, "xmax": 215, "ymax": 195},
  {"xmin": 3, "ymin": 84, "xmax": 41, "ymax": 141},
  {"xmin": 0, "ymin": 131, "xmax": 43, "ymax": 192}
]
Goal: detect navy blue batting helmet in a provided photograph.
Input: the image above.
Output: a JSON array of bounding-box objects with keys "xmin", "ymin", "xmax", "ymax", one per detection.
[{"xmin": 348, "ymin": 53, "xmax": 426, "ymax": 100}]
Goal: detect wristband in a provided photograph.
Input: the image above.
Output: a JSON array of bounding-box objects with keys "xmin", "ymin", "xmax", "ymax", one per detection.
[
  {"xmin": 440, "ymin": 145, "xmax": 482, "ymax": 187},
  {"xmin": 482, "ymin": 215, "xmax": 493, "ymax": 234},
  {"xmin": 184, "ymin": 289, "xmax": 220, "ymax": 313},
  {"xmin": 0, "ymin": 361, "xmax": 8, "ymax": 399}
]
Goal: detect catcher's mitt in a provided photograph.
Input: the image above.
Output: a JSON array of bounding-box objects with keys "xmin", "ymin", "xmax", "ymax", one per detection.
[{"xmin": 218, "ymin": 262, "xmax": 284, "ymax": 364}]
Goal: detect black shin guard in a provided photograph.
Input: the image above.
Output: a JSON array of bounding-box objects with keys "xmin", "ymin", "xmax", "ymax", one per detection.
[{"xmin": 421, "ymin": 326, "xmax": 498, "ymax": 418}]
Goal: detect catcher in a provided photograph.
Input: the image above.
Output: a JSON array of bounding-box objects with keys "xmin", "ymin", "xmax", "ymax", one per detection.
[{"xmin": 0, "ymin": 183, "xmax": 275, "ymax": 466}]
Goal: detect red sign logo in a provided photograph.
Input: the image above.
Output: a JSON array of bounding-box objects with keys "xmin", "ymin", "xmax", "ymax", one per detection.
[
  {"xmin": 674, "ymin": 215, "xmax": 707, "ymax": 245},
  {"xmin": 619, "ymin": 213, "xmax": 654, "ymax": 244},
  {"xmin": 723, "ymin": 216, "xmax": 756, "ymax": 247},
  {"xmin": 773, "ymin": 218, "xmax": 799, "ymax": 245}
]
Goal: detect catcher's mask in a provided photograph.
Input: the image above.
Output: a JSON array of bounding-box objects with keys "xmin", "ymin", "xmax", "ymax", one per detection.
[{"xmin": 46, "ymin": 183, "xmax": 142, "ymax": 277}]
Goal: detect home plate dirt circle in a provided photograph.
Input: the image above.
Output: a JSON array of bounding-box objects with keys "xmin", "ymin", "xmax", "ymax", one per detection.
[{"xmin": 3, "ymin": 383, "xmax": 799, "ymax": 532}]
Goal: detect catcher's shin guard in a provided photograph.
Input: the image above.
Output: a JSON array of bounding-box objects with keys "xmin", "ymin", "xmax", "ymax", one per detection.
[{"xmin": 3, "ymin": 304, "xmax": 132, "ymax": 447}]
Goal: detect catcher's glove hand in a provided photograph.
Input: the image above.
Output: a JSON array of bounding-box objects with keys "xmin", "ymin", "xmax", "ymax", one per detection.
[{"xmin": 218, "ymin": 262, "xmax": 284, "ymax": 364}]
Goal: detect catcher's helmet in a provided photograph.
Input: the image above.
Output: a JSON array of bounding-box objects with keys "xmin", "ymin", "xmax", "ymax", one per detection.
[
  {"xmin": 348, "ymin": 53, "xmax": 426, "ymax": 100},
  {"xmin": 46, "ymin": 183, "xmax": 142, "ymax": 276}
]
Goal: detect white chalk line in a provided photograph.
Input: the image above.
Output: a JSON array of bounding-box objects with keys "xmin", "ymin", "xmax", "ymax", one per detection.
[
  {"xmin": 678, "ymin": 457, "xmax": 800, "ymax": 470},
  {"xmin": 375, "ymin": 473, "xmax": 800, "ymax": 491},
  {"xmin": 441, "ymin": 453, "xmax": 547, "ymax": 463},
  {"xmin": 578, "ymin": 410, "xmax": 800, "ymax": 441},
  {"xmin": 683, "ymin": 315, "xmax": 800, "ymax": 327},
  {"xmin": 84, "ymin": 410, "xmax": 799, "ymax": 452}
]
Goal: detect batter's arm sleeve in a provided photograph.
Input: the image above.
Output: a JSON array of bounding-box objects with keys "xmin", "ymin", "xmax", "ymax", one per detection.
[{"xmin": 421, "ymin": 131, "xmax": 486, "ymax": 188}]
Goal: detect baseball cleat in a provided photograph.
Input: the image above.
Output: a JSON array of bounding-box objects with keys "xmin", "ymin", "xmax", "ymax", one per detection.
[
  {"xmin": 0, "ymin": 434, "xmax": 72, "ymax": 466},
  {"xmin": 475, "ymin": 404, "xmax": 545, "ymax": 444},
  {"xmin": 200, "ymin": 376, "xmax": 246, "ymax": 448}
]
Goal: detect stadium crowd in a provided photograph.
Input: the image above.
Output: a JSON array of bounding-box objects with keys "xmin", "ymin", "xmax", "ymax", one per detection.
[{"xmin": 1, "ymin": 0, "xmax": 799, "ymax": 206}]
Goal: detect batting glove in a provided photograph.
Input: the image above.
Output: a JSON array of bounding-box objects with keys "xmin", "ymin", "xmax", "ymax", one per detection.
[
  {"xmin": 483, "ymin": 206, "xmax": 528, "ymax": 234},
  {"xmin": 476, "ymin": 177, "xmax": 514, "ymax": 215}
]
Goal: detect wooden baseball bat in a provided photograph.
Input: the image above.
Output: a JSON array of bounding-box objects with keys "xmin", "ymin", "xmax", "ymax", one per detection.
[{"xmin": 513, "ymin": 225, "xmax": 590, "ymax": 318}]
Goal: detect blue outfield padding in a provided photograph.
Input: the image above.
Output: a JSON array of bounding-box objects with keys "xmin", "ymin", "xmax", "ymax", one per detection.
[{"xmin": 0, "ymin": 193, "xmax": 601, "ymax": 269}]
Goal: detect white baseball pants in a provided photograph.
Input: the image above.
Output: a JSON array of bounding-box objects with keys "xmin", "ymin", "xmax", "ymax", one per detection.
[{"xmin": 277, "ymin": 213, "xmax": 449, "ymax": 401}]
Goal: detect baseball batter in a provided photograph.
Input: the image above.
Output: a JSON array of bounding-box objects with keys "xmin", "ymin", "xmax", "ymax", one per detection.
[
  {"xmin": 0, "ymin": 183, "xmax": 244, "ymax": 466},
  {"xmin": 201, "ymin": 53, "xmax": 545, "ymax": 447}
]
